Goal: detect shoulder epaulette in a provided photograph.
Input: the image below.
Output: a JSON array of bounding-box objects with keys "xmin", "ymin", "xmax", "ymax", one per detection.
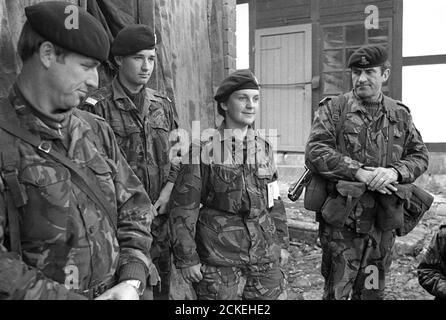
[
  {"xmin": 84, "ymin": 97, "xmax": 99, "ymax": 106},
  {"xmin": 319, "ymin": 96, "xmax": 332, "ymax": 106},
  {"xmin": 75, "ymin": 108, "xmax": 106, "ymax": 123},
  {"xmin": 396, "ymin": 100, "xmax": 411, "ymax": 113},
  {"xmin": 154, "ymin": 91, "xmax": 172, "ymax": 103},
  {"xmin": 146, "ymin": 88, "xmax": 172, "ymax": 103},
  {"xmin": 83, "ymin": 86, "xmax": 111, "ymax": 106}
]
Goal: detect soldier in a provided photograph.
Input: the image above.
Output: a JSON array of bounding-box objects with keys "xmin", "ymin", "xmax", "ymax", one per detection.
[
  {"xmin": 79, "ymin": 24, "xmax": 179, "ymax": 299},
  {"xmin": 169, "ymin": 70, "xmax": 290, "ymax": 300},
  {"xmin": 305, "ymin": 45, "xmax": 429, "ymax": 299},
  {"xmin": 418, "ymin": 225, "xmax": 446, "ymax": 300},
  {"xmin": 0, "ymin": 2, "xmax": 154, "ymax": 300}
]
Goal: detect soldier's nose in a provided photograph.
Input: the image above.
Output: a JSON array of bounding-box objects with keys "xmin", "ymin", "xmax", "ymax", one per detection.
[
  {"xmin": 358, "ymin": 72, "xmax": 368, "ymax": 82},
  {"xmin": 86, "ymin": 69, "xmax": 99, "ymax": 89}
]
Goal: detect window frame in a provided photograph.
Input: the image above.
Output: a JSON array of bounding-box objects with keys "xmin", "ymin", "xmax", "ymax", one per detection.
[{"xmin": 320, "ymin": 18, "xmax": 393, "ymax": 98}]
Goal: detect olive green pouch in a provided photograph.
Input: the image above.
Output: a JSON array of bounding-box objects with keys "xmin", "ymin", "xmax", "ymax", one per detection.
[
  {"xmin": 395, "ymin": 184, "xmax": 434, "ymax": 236},
  {"xmin": 321, "ymin": 180, "xmax": 367, "ymax": 228},
  {"xmin": 376, "ymin": 185, "xmax": 409, "ymax": 231}
]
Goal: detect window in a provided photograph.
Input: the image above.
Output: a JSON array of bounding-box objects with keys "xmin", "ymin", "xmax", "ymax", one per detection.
[
  {"xmin": 321, "ymin": 20, "xmax": 392, "ymax": 98},
  {"xmin": 402, "ymin": 0, "xmax": 446, "ymax": 145}
]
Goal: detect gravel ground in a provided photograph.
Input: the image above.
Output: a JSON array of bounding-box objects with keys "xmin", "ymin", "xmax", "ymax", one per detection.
[{"xmin": 282, "ymin": 241, "xmax": 434, "ymax": 300}]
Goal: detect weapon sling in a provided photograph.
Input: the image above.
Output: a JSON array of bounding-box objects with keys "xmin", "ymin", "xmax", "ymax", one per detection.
[{"xmin": 0, "ymin": 106, "xmax": 118, "ymax": 247}]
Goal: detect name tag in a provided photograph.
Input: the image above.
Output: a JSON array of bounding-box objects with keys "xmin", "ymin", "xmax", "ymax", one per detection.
[{"xmin": 267, "ymin": 181, "xmax": 280, "ymax": 208}]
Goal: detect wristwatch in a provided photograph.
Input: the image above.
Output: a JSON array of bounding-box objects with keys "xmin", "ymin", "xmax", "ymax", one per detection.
[{"xmin": 122, "ymin": 279, "xmax": 144, "ymax": 296}]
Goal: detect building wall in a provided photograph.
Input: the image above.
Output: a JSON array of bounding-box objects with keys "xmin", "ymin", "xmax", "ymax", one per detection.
[
  {"xmin": 246, "ymin": 0, "xmax": 400, "ymax": 115},
  {"xmin": 0, "ymin": 0, "xmax": 237, "ymax": 131},
  {"xmin": 243, "ymin": 0, "xmax": 444, "ymax": 186}
]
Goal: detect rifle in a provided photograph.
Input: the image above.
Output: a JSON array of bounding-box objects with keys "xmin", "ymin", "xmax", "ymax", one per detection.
[{"xmin": 287, "ymin": 165, "xmax": 312, "ymax": 202}]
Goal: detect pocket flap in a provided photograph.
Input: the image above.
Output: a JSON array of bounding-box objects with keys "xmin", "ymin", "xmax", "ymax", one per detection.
[
  {"xmin": 336, "ymin": 180, "xmax": 366, "ymax": 198},
  {"xmin": 395, "ymin": 184, "xmax": 413, "ymax": 200}
]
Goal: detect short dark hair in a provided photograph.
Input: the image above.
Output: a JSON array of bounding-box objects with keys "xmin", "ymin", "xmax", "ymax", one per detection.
[
  {"xmin": 380, "ymin": 60, "xmax": 391, "ymax": 74},
  {"xmin": 217, "ymin": 102, "xmax": 226, "ymax": 117},
  {"xmin": 17, "ymin": 21, "xmax": 69, "ymax": 62}
]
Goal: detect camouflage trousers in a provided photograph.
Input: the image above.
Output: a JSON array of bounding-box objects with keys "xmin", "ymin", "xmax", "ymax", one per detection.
[
  {"xmin": 194, "ymin": 262, "xmax": 286, "ymax": 300},
  {"xmin": 319, "ymin": 220, "xmax": 395, "ymax": 300},
  {"xmin": 150, "ymin": 214, "xmax": 171, "ymax": 300}
]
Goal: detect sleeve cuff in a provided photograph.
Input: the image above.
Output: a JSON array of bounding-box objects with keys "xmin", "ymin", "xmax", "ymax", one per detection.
[
  {"xmin": 350, "ymin": 161, "xmax": 364, "ymax": 181},
  {"xmin": 118, "ymin": 262, "xmax": 147, "ymax": 288},
  {"xmin": 167, "ymin": 167, "xmax": 179, "ymax": 183},
  {"xmin": 390, "ymin": 163, "xmax": 411, "ymax": 183},
  {"xmin": 173, "ymin": 253, "xmax": 200, "ymax": 269}
]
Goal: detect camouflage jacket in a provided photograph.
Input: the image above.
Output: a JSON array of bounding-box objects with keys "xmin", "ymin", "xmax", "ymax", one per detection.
[
  {"xmin": 80, "ymin": 77, "xmax": 179, "ymax": 202},
  {"xmin": 0, "ymin": 86, "xmax": 154, "ymax": 300},
  {"xmin": 418, "ymin": 225, "xmax": 446, "ymax": 299},
  {"xmin": 169, "ymin": 123, "xmax": 289, "ymax": 269},
  {"xmin": 305, "ymin": 91, "xmax": 429, "ymax": 183}
]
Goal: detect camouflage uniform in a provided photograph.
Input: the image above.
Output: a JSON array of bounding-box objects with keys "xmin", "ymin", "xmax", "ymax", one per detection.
[
  {"xmin": 418, "ymin": 225, "xmax": 446, "ymax": 300},
  {"xmin": 169, "ymin": 124, "xmax": 289, "ymax": 300},
  {"xmin": 80, "ymin": 77, "xmax": 179, "ymax": 298},
  {"xmin": 305, "ymin": 91, "xmax": 429, "ymax": 299},
  {"xmin": 0, "ymin": 85, "xmax": 154, "ymax": 300}
]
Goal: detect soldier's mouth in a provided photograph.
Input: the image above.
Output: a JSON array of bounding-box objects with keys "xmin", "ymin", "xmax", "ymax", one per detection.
[{"xmin": 78, "ymin": 90, "xmax": 88, "ymax": 97}]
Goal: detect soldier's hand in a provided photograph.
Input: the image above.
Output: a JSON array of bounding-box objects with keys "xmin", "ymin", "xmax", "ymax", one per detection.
[
  {"xmin": 354, "ymin": 167, "xmax": 376, "ymax": 185},
  {"xmin": 153, "ymin": 182, "xmax": 174, "ymax": 215},
  {"xmin": 366, "ymin": 167, "xmax": 398, "ymax": 192},
  {"xmin": 279, "ymin": 249, "xmax": 290, "ymax": 266},
  {"xmin": 181, "ymin": 264, "xmax": 203, "ymax": 283},
  {"xmin": 94, "ymin": 282, "xmax": 140, "ymax": 300},
  {"xmin": 375, "ymin": 183, "xmax": 398, "ymax": 195}
]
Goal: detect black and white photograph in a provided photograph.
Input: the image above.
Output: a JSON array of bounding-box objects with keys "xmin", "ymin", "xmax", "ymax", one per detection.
[{"xmin": 0, "ymin": 0, "xmax": 444, "ymax": 310}]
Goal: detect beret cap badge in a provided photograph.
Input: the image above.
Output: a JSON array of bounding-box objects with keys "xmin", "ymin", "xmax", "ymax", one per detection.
[
  {"xmin": 347, "ymin": 44, "xmax": 388, "ymax": 69},
  {"xmin": 360, "ymin": 56, "xmax": 370, "ymax": 66}
]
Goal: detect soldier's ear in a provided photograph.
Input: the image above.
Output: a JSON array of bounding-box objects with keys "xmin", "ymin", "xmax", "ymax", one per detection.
[
  {"xmin": 220, "ymin": 101, "xmax": 228, "ymax": 112},
  {"xmin": 38, "ymin": 41, "xmax": 56, "ymax": 69},
  {"xmin": 382, "ymin": 68, "xmax": 390, "ymax": 82},
  {"xmin": 114, "ymin": 56, "xmax": 123, "ymax": 67}
]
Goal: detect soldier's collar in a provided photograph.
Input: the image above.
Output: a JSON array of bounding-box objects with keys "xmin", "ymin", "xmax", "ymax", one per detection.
[
  {"xmin": 350, "ymin": 91, "xmax": 384, "ymax": 112},
  {"xmin": 216, "ymin": 121, "xmax": 258, "ymax": 142},
  {"xmin": 112, "ymin": 77, "xmax": 131, "ymax": 102},
  {"xmin": 112, "ymin": 77, "xmax": 157, "ymax": 107},
  {"xmin": 10, "ymin": 83, "xmax": 72, "ymax": 137},
  {"xmin": 382, "ymin": 95, "xmax": 398, "ymax": 122}
]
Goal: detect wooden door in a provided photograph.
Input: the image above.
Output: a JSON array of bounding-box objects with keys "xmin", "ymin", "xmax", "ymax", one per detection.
[{"xmin": 255, "ymin": 24, "xmax": 312, "ymax": 152}]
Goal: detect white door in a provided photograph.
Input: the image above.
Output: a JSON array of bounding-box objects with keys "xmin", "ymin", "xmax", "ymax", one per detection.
[{"xmin": 255, "ymin": 24, "xmax": 312, "ymax": 152}]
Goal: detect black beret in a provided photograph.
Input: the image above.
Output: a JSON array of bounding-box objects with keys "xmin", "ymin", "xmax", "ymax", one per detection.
[
  {"xmin": 347, "ymin": 45, "xmax": 388, "ymax": 69},
  {"xmin": 25, "ymin": 1, "xmax": 109, "ymax": 62},
  {"xmin": 111, "ymin": 24, "xmax": 157, "ymax": 57},
  {"xmin": 214, "ymin": 69, "xmax": 260, "ymax": 103}
]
